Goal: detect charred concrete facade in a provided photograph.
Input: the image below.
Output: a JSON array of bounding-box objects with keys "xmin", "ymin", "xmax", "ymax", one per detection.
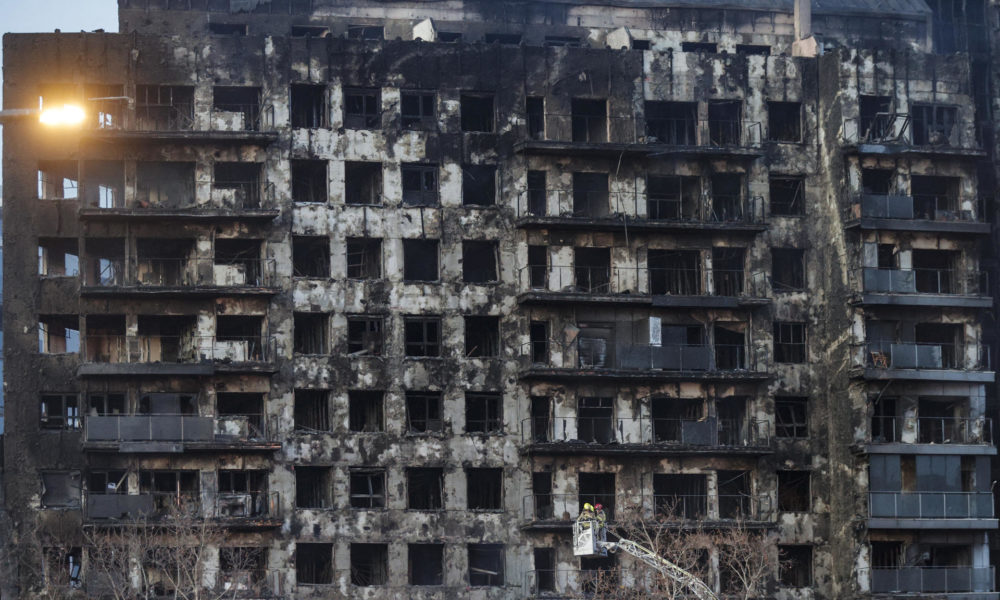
[{"xmin": 2, "ymin": 0, "xmax": 999, "ymax": 599}]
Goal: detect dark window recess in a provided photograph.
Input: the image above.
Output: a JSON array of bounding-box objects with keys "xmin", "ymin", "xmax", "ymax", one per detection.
[
  {"xmin": 213, "ymin": 87, "xmax": 261, "ymax": 130},
  {"xmin": 406, "ymin": 392, "xmax": 443, "ymax": 433},
  {"xmin": 646, "ymin": 101, "xmax": 697, "ymax": 145},
  {"xmin": 294, "ymin": 389, "xmax": 330, "ymax": 432},
  {"xmin": 526, "ymin": 97, "xmax": 545, "ymax": 140},
  {"xmin": 653, "ymin": 474, "xmax": 707, "ymax": 519},
  {"xmin": 296, "ymin": 543, "xmax": 333, "ymax": 585},
  {"xmin": 347, "ymin": 316, "xmax": 383, "ymax": 356},
  {"xmin": 290, "ymin": 84, "xmax": 327, "ymax": 128},
  {"xmin": 577, "ymin": 397, "xmax": 614, "ymax": 443},
  {"xmin": 467, "ymin": 468, "xmax": 503, "ymax": 510},
  {"xmin": 779, "ymin": 545, "xmax": 813, "ymax": 587},
  {"xmin": 404, "ymin": 317, "xmax": 441, "ymax": 357},
  {"xmin": 407, "ymin": 468, "xmax": 444, "ymax": 509},
  {"xmin": 776, "ymin": 397, "xmax": 809, "ymax": 439},
  {"xmin": 682, "ymin": 41, "xmax": 717, "ymax": 52},
  {"xmin": 88, "ymin": 393, "xmax": 125, "ymax": 416},
  {"xmin": 294, "ymin": 313, "xmax": 329, "ymax": 354},
  {"xmin": 768, "ymin": 102, "xmax": 801, "ymax": 142},
  {"xmin": 532, "ymin": 472, "xmax": 554, "ymax": 518},
  {"xmin": 292, "ymin": 236, "xmax": 329, "ymax": 277},
  {"xmin": 347, "ymin": 25, "xmax": 383, "ymax": 40},
  {"xmin": 89, "ymin": 470, "xmax": 126, "ymax": 495},
  {"xmin": 710, "ymin": 173, "xmax": 744, "ymax": 221},
  {"xmin": 462, "ymin": 164, "xmax": 497, "ymax": 206},
  {"xmin": 580, "ymin": 555, "xmax": 619, "ymax": 593},
  {"xmin": 461, "ymin": 95, "xmax": 494, "ymax": 132},
  {"xmin": 718, "ymin": 470, "xmax": 752, "ymax": 518},
  {"xmin": 40, "ymin": 394, "xmax": 80, "ymax": 430},
  {"xmin": 217, "ymin": 393, "xmax": 265, "ymax": 438},
  {"xmin": 209, "ymin": 22, "xmax": 247, "ymax": 35},
  {"xmin": 528, "ymin": 246, "xmax": 548, "ymax": 289},
  {"xmin": 578, "ymin": 472, "xmax": 616, "ymax": 519},
  {"xmin": 468, "ymin": 544, "xmax": 505, "ymax": 587},
  {"xmin": 859, "ymin": 95, "xmax": 893, "ymax": 141},
  {"xmin": 911, "ymin": 174, "xmax": 960, "ymax": 218},
  {"xmin": 572, "ymin": 98, "xmax": 607, "ymax": 143},
  {"xmin": 632, "ymin": 39, "xmax": 650, "ymax": 50},
  {"xmin": 344, "ymin": 161, "xmax": 382, "ymax": 205},
  {"xmin": 214, "ymin": 162, "xmax": 263, "ymax": 208},
  {"xmin": 81, "ymin": 160, "xmax": 125, "ymax": 208},
  {"xmin": 770, "ymin": 176, "xmax": 805, "ymax": 216},
  {"xmin": 912, "ymin": 104, "xmax": 957, "ymax": 145},
  {"xmin": 134, "ymin": 85, "xmax": 194, "ymax": 130},
  {"xmin": 350, "ymin": 470, "xmax": 386, "ymax": 509},
  {"xmin": 402, "ymin": 239, "xmax": 439, "ymax": 282},
  {"xmin": 772, "ymin": 248, "xmax": 805, "ymax": 291},
  {"xmin": 545, "ymin": 36, "xmax": 581, "ymax": 47},
  {"xmin": 349, "ymin": 391, "xmax": 385, "ymax": 432},
  {"xmin": 438, "ymin": 31, "xmax": 462, "ymax": 42},
  {"xmin": 774, "ymin": 322, "xmax": 807, "ymax": 363},
  {"xmin": 530, "ymin": 321, "xmax": 549, "ymax": 364},
  {"xmin": 344, "ymin": 88, "xmax": 380, "ymax": 129},
  {"xmin": 648, "ymin": 175, "xmax": 700, "ymax": 220},
  {"xmin": 39, "ymin": 315, "xmax": 80, "ymax": 354},
  {"xmin": 778, "ymin": 471, "xmax": 811, "ymax": 512},
  {"xmin": 401, "ymin": 164, "xmax": 438, "ymax": 206},
  {"xmin": 573, "ymin": 172, "xmax": 609, "ymax": 218},
  {"xmin": 531, "ymin": 396, "xmax": 552, "ymax": 443},
  {"xmin": 651, "ymin": 396, "xmax": 703, "ymax": 443},
  {"xmin": 291, "ymin": 25, "xmax": 329, "ymax": 37},
  {"xmin": 649, "ymin": 250, "xmax": 699, "ymax": 295},
  {"xmin": 463, "ymin": 241, "xmax": 498, "ymax": 283},
  {"xmin": 484, "ymin": 33, "xmax": 520, "ymax": 45},
  {"xmin": 708, "ymin": 100, "xmax": 742, "ymax": 146},
  {"xmin": 527, "ymin": 170, "xmax": 547, "ymax": 215},
  {"xmin": 465, "ymin": 316, "xmax": 500, "ymax": 358},
  {"xmin": 43, "ymin": 546, "xmax": 81, "ymax": 588},
  {"xmin": 712, "ymin": 247, "xmax": 745, "ymax": 296},
  {"xmin": 534, "ymin": 548, "xmax": 556, "ymax": 592},
  {"xmin": 346, "ymin": 238, "xmax": 382, "ymax": 279},
  {"xmin": 466, "ymin": 392, "xmax": 502, "ymax": 434},
  {"xmin": 41, "ymin": 471, "xmax": 80, "ymax": 508},
  {"xmin": 409, "ymin": 544, "xmax": 444, "ymax": 585},
  {"xmin": 295, "ymin": 466, "xmax": 332, "ymax": 508},
  {"xmin": 737, "ymin": 44, "xmax": 770, "ymax": 55},
  {"xmin": 575, "ymin": 247, "xmax": 611, "ymax": 294},
  {"xmin": 291, "ymin": 160, "xmax": 327, "ymax": 204},
  {"xmin": 401, "ymin": 92, "xmax": 435, "ymax": 128}
]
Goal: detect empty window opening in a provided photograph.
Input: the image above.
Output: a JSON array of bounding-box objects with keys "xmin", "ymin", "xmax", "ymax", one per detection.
[
  {"xmin": 862, "ymin": 168, "xmax": 895, "ymax": 195},
  {"xmin": 37, "ymin": 160, "xmax": 78, "ymax": 200},
  {"xmin": 466, "ymin": 392, "xmax": 502, "ymax": 434},
  {"xmin": 350, "ymin": 469, "xmax": 386, "ymax": 509},
  {"xmin": 870, "ymin": 396, "xmax": 898, "ymax": 442},
  {"xmin": 41, "ymin": 471, "xmax": 80, "ymax": 508},
  {"xmin": 774, "ymin": 322, "xmax": 807, "ymax": 363},
  {"xmin": 138, "ymin": 470, "xmax": 199, "ymax": 512},
  {"xmin": 84, "ymin": 238, "xmax": 125, "ymax": 285},
  {"xmin": 296, "ymin": 543, "xmax": 333, "ymax": 585},
  {"xmin": 462, "ymin": 164, "xmax": 497, "ymax": 206},
  {"xmin": 913, "ymin": 249, "xmax": 959, "ymax": 293},
  {"xmin": 344, "ymin": 162, "xmax": 382, "ymax": 205},
  {"xmin": 81, "ymin": 160, "xmax": 125, "ymax": 208},
  {"xmin": 527, "ymin": 170, "xmax": 547, "ymax": 215},
  {"xmin": 135, "ymin": 315, "xmax": 196, "ymax": 362},
  {"xmin": 346, "ymin": 238, "xmax": 382, "ymax": 280},
  {"xmin": 711, "ymin": 173, "xmax": 744, "ymax": 221},
  {"xmin": 708, "ymin": 100, "xmax": 742, "ymax": 145},
  {"xmin": 344, "ymin": 88, "xmax": 381, "ymax": 129},
  {"xmin": 89, "ymin": 470, "xmax": 126, "ymax": 495},
  {"xmin": 463, "ymin": 241, "xmax": 498, "ymax": 283},
  {"xmin": 213, "ymin": 86, "xmax": 261, "ymax": 129},
  {"xmin": 915, "ymin": 322, "xmax": 963, "ymax": 367},
  {"xmin": 646, "ymin": 101, "xmax": 697, "ymax": 145},
  {"xmin": 768, "ymin": 101, "xmax": 801, "ymax": 142},
  {"xmin": 405, "ymin": 316, "xmax": 441, "ymax": 357},
  {"xmin": 295, "ymin": 466, "xmax": 332, "ymax": 509},
  {"xmin": 682, "ymin": 41, "xmax": 717, "ymax": 52},
  {"xmin": 408, "ymin": 467, "xmax": 444, "ymax": 509},
  {"xmin": 138, "ymin": 392, "xmax": 196, "ymax": 415},
  {"xmin": 467, "ymin": 468, "xmax": 503, "ymax": 510},
  {"xmin": 409, "ymin": 544, "xmax": 444, "ymax": 586},
  {"xmin": 778, "ymin": 470, "xmax": 811, "ymax": 512},
  {"xmin": 772, "ymin": 248, "xmax": 805, "ymax": 291},
  {"xmin": 291, "ymin": 84, "xmax": 327, "ymax": 128},
  {"xmin": 737, "ymin": 44, "xmax": 770, "ymax": 55},
  {"xmin": 545, "ymin": 35, "xmax": 581, "ymax": 47},
  {"xmin": 578, "ymin": 472, "xmax": 616, "ymax": 519},
  {"xmin": 294, "ymin": 313, "xmax": 329, "ymax": 355},
  {"xmin": 291, "ymin": 25, "xmax": 329, "ymax": 37},
  {"xmin": 532, "ymin": 471, "xmax": 554, "ymax": 519},
  {"xmin": 648, "ymin": 175, "xmax": 701, "ymax": 220},
  {"xmin": 39, "ymin": 315, "xmax": 79, "ymax": 354},
  {"xmin": 528, "ymin": 245, "xmax": 548, "ymax": 289},
  {"xmin": 718, "ymin": 470, "xmax": 752, "ymax": 518},
  {"xmin": 531, "ymin": 396, "xmax": 552, "ymax": 443},
  {"xmin": 653, "ymin": 474, "xmax": 707, "ymax": 519},
  {"xmin": 347, "ymin": 25, "xmax": 384, "ymax": 40},
  {"xmin": 859, "ymin": 95, "xmax": 894, "ymax": 141},
  {"xmin": 209, "ymin": 22, "xmax": 247, "ymax": 35},
  {"xmin": 712, "ymin": 247, "xmax": 745, "ymax": 296},
  {"xmin": 461, "ymin": 94, "xmax": 494, "ymax": 132},
  {"xmin": 575, "ymin": 247, "xmax": 611, "ymax": 294},
  {"xmin": 917, "ymin": 397, "xmax": 966, "ymax": 443},
  {"xmin": 533, "ymin": 548, "xmax": 555, "ymax": 592},
  {"xmin": 649, "ymin": 249, "xmax": 700, "ymax": 295},
  {"xmin": 136, "ymin": 238, "xmax": 195, "ymax": 286},
  {"xmin": 529, "ymin": 321, "xmax": 549, "ymax": 364},
  {"xmin": 38, "ymin": 238, "xmax": 79, "ymax": 277},
  {"xmin": 291, "ymin": 160, "xmax": 327, "ymax": 204},
  {"xmin": 651, "ymin": 397, "xmax": 704, "ymax": 443},
  {"xmin": 526, "ymin": 97, "xmax": 544, "ymax": 139},
  {"xmin": 407, "ymin": 391, "xmax": 443, "ymax": 433},
  {"xmin": 40, "ymin": 394, "xmax": 80, "ymax": 430},
  {"xmin": 572, "ymin": 98, "xmax": 607, "ymax": 143},
  {"xmin": 466, "ymin": 316, "xmax": 500, "ymax": 358},
  {"xmin": 573, "ymin": 172, "xmax": 609, "ymax": 217},
  {"xmin": 136, "ymin": 162, "xmax": 195, "ymax": 208},
  {"xmin": 632, "ymin": 39, "xmax": 651, "ymax": 50},
  {"xmin": 217, "ymin": 470, "xmax": 268, "ymax": 516},
  {"xmin": 401, "ymin": 163, "xmax": 438, "ymax": 206},
  {"xmin": 292, "ymin": 236, "xmax": 329, "ymax": 277},
  {"xmin": 217, "ymin": 393, "xmax": 265, "ymax": 438},
  {"xmin": 779, "ymin": 545, "xmax": 813, "ymax": 587},
  {"xmin": 468, "ymin": 544, "xmax": 505, "ymax": 587},
  {"xmin": 912, "ymin": 175, "xmax": 960, "ymax": 218},
  {"xmin": 294, "ymin": 389, "xmax": 330, "ymax": 432},
  {"xmin": 438, "ymin": 31, "xmax": 463, "ymax": 42},
  {"xmin": 776, "ymin": 397, "xmax": 809, "ymax": 438},
  {"xmin": 577, "ymin": 325, "xmax": 613, "ymax": 368},
  {"xmin": 88, "ymin": 393, "xmax": 125, "ymax": 416},
  {"xmin": 214, "ymin": 238, "xmax": 264, "ymax": 286},
  {"xmin": 869, "ymin": 541, "xmax": 903, "ymax": 569},
  {"xmin": 770, "ymin": 176, "xmax": 805, "ymax": 216},
  {"xmin": 401, "ymin": 91, "xmax": 435, "ymax": 128},
  {"xmin": 349, "ymin": 391, "xmax": 385, "ymax": 432},
  {"xmin": 403, "ymin": 239, "xmax": 439, "ymax": 282},
  {"xmin": 347, "ymin": 315, "xmax": 383, "ymax": 356},
  {"xmin": 912, "ymin": 104, "xmax": 957, "ymax": 145},
  {"xmin": 484, "ymin": 33, "xmax": 521, "ymax": 45},
  {"xmin": 214, "ymin": 162, "xmax": 263, "ymax": 208},
  {"xmin": 135, "ymin": 85, "xmax": 194, "ymax": 130}
]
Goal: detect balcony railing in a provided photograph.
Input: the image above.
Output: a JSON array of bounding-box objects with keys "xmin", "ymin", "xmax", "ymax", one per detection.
[
  {"xmin": 846, "ymin": 194, "xmax": 983, "ymax": 223},
  {"xmin": 523, "ymin": 113, "xmax": 762, "ymax": 147},
  {"xmin": 83, "ymin": 335, "xmax": 276, "ymax": 364},
  {"xmin": 84, "ymin": 414, "xmax": 276, "ymax": 444},
  {"xmin": 85, "ymin": 491, "xmax": 280, "ymax": 522},
  {"xmin": 82, "ymin": 257, "xmax": 277, "ymax": 288},
  {"xmin": 843, "ymin": 115, "xmax": 980, "ymax": 150},
  {"xmin": 519, "ymin": 265, "xmax": 768, "ymax": 298},
  {"xmin": 537, "ymin": 338, "xmax": 761, "ymax": 373},
  {"xmin": 869, "ymin": 491, "xmax": 995, "ymax": 519},
  {"xmin": 862, "ymin": 341, "xmax": 990, "ymax": 371},
  {"xmin": 870, "ymin": 416, "xmax": 993, "ymax": 445},
  {"xmin": 856, "ymin": 267, "xmax": 988, "ymax": 296},
  {"xmin": 869, "ymin": 566, "xmax": 995, "ymax": 594},
  {"xmin": 213, "ymin": 491, "xmax": 281, "ymax": 521},
  {"xmin": 86, "ymin": 179, "xmax": 275, "ymax": 212},
  {"xmin": 516, "ymin": 189, "xmax": 765, "ymax": 224},
  {"xmin": 523, "ymin": 493, "xmax": 771, "ymax": 522},
  {"xmin": 86, "ymin": 569, "xmax": 283, "ymax": 599},
  {"xmin": 522, "ymin": 416, "xmax": 770, "ymax": 448},
  {"xmin": 103, "ymin": 101, "xmax": 276, "ymax": 132}
]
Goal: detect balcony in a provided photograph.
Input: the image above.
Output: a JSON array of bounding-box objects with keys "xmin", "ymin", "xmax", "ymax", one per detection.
[
  {"xmin": 213, "ymin": 491, "xmax": 282, "ymax": 528},
  {"xmin": 868, "ymin": 417, "xmax": 995, "ymax": 456},
  {"xmin": 852, "ymin": 268, "xmax": 990, "ymax": 308},
  {"xmin": 842, "ymin": 114, "xmax": 984, "ymax": 158},
  {"xmin": 869, "ymin": 492, "xmax": 997, "ymax": 529},
  {"xmin": 856, "ymin": 342, "xmax": 993, "ymax": 383},
  {"xmin": 78, "ymin": 179, "xmax": 279, "ymax": 221},
  {"xmin": 84, "ymin": 492, "xmax": 281, "ymax": 528},
  {"xmin": 844, "ymin": 194, "xmax": 988, "ymax": 234},
  {"xmin": 83, "ymin": 414, "xmax": 280, "ymax": 452},
  {"xmin": 85, "ymin": 569, "xmax": 284, "ymax": 600},
  {"xmin": 81, "ymin": 257, "xmax": 279, "ymax": 296},
  {"xmin": 83, "ymin": 100, "xmax": 278, "ymax": 144},
  {"xmin": 78, "ymin": 335, "xmax": 277, "ymax": 376},
  {"xmin": 870, "ymin": 567, "xmax": 996, "ymax": 597},
  {"xmin": 521, "ymin": 416, "xmax": 771, "ymax": 456},
  {"xmin": 517, "ymin": 265, "xmax": 769, "ymax": 308}
]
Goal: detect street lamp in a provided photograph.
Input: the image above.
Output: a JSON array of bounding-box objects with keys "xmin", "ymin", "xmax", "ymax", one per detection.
[{"xmin": 0, "ymin": 103, "xmax": 87, "ymax": 126}]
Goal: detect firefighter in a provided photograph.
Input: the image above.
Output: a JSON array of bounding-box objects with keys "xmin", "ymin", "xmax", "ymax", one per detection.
[
  {"xmin": 578, "ymin": 502, "xmax": 595, "ymax": 524},
  {"xmin": 594, "ymin": 503, "xmax": 608, "ymax": 555}
]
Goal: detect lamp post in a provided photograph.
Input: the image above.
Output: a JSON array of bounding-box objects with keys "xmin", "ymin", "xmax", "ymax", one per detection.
[{"xmin": 0, "ymin": 104, "xmax": 86, "ymax": 126}]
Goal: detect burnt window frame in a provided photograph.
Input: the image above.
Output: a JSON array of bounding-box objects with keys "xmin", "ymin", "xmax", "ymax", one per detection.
[
  {"xmin": 911, "ymin": 103, "xmax": 959, "ymax": 146},
  {"xmin": 464, "ymin": 316, "xmax": 500, "ymax": 358},
  {"xmin": 291, "ymin": 160, "xmax": 328, "ymax": 204},
  {"xmin": 777, "ymin": 470, "xmax": 811, "ymax": 512},
  {"xmin": 775, "ymin": 396, "xmax": 809, "ymax": 439},
  {"xmin": 292, "ymin": 235, "xmax": 330, "ymax": 278},
  {"xmin": 294, "ymin": 466, "xmax": 332, "ymax": 509},
  {"xmin": 409, "ymin": 543, "xmax": 445, "ymax": 585},
  {"xmin": 290, "ymin": 84, "xmax": 329, "ymax": 128},
  {"xmin": 346, "ymin": 315, "xmax": 384, "ymax": 356},
  {"xmin": 460, "ymin": 94, "xmax": 496, "ymax": 133},
  {"xmin": 465, "ymin": 392, "xmax": 503, "ymax": 434},
  {"xmin": 401, "ymin": 91, "xmax": 436, "ymax": 129},
  {"xmin": 407, "ymin": 467, "xmax": 445, "ymax": 510},
  {"xmin": 771, "ymin": 248, "xmax": 806, "ymax": 292},
  {"xmin": 767, "ymin": 101, "xmax": 802, "ymax": 143},
  {"xmin": 468, "ymin": 544, "xmax": 505, "ymax": 587},
  {"xmin": 347, "ymin": 25, "xmax": 384, "ymax": 40},
  {"xmin": 769, "ymin": 175, "xmax": 805, "ymax": 216},
  {"xmin": 681, "ymin": 41, "xmax": 717, "ymax": 53},
  {"xmin": 346, "ymin": 237, "xmax": 382, "ymax": 280},
  {"xmin": 343, "ymin": 87, "xmax": 381, "ymax": 129},
  {"xmin": 401, "ymin": 163, "xmax": 439, "ymax": 207},
  {"xmin": 40, "ymin": 393, "xmax": 81, "ymax": 430},
  {"xmin": 404, "ymin": 316, "xmax": 442, "ymax": 358},
  {"xmin": 350, "ymin": 543, "xmax": 389, "ymax": 587},
  {"xmin": 296, "ymin": 543, "xmax": 333, "ymax": 585},
  {"xmin": 40, "ymin": 470, "xmax": 81, "ymax": 508},
  {"xmin": 462, "ymin": 240, "xmax": 499, "ymax": 283},
  {"xmin": 294, "ymin": 389, "xmax": 331, "ymax": 433},
  {"xmin": 293, "ymin": 312, "xmax": 330, "ymax": 355},
  {"xmin": 402, "ymin": 239, "xmax": 440, "ymax": 283},
  {"xmin": 774, "ymin": 321, "xmax": 807, "ymax": 363},
  {"xmin": 462, "ymin": 164, "xmax": 498, "ymax": 207},
  {"xmin": 466, "ymin": 467, "xmax": 504, "ymax": 511},
  {"xmin": 349, "ymin": 468, "xmax": 387, "ymax": 509},
  {"xmin": 778, "ymin": 545, "xmax": 813, "ymax": 588},
  {"xmin": 406, "ymin": 391, "xmax": 443, "ymax": 433},
  {"xmin": 348, "ymin": 390, "xmax": 385, "ymax": 433}
]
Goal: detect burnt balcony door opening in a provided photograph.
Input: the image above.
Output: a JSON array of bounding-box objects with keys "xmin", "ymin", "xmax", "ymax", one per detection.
[
  {"xmin": 645, "ymin": 101, "xmax": 697, "ymax": 145},
  {"xmin": 647, "ymin": 175, "xmax": 700, "ymax": 220},
  {"xmin": 291, "ymin": 160, "xmax": 327, "ymax": 204},
  {"xmin": 138, "ymin": 470, "xmax": 200, "ymax": 515},
  {"xmin": 465, "ymin": 316, "xmax": 500, "ymax": 358},
  {"xmin": 136, "ymin": 238, "xmax": 195, "ymax": 286},
  {"xmin": 216, "ymin": 315, "xmax": 265, "ymax": 360},
  {"xmin": 407, "ymin": 468, "xmax": 444, "ymax": 510},
  {"xmin": 649, "ymin": 249, "xmax": 700, "ymax": 295},
  {"xmin": 462, "ymin": 164, "xmax": 497, "ymax": 206},
  {"xmin": 349, "ymin": 391, "xmax": 385, "ymax": 432},
  {"xmin": 294, "ymin": 389, "xmax": 330, "ymax": 433},
  {"xmin": 710, "ymin": 173, "xmax": 744, "ymax": 222},
  {"xmin": 717, "ymin": 397, "xmax": 748, "ymax": 446},
  {"xmin": 712, "ymin": 247, "xmax": 745, "ymax": 296},
  {"xmin": 292, "ymin": 236, "xmax": 329, "ymax": 278},
  {"xmin": 573, "ymin": 172, "xmax": 610, "ymax": 217},
  {"xmin": 862, "ymin": 168, "xmax": 895, "ymax": 196},
  {"xmin": 345, "ymin": 162, "xmax": 382, "ymax": 206},
  {"xmin": 81, "ymin": 160, "xmax": 125, "ymax": 209},
  {"xmin": 137, "ymin": 315, "xmax": 197, "ymax": 362},
  {"xmin": 136, "ymin": 162, "xmax": 195, "ymax": 209},
  {"xmin": 871, "ymin": 396, "xmax": 898, "ymax": 442},
  {"xmin": 215, "ymin": 238, "xmax": 264, "ymax": 286},
  {"xmin": 462, "ymin": 241, "xmax": 498, "ymax": 283},
  {"xmin": 527, "ymin": 170, "xmax": 547, "ymax": 215},
  {"xmin": 713, "ymin": 324, "xmax": 746, "ymax": 370},
  {"xmin": 526, "ymin": 96, "xmax": 544, "ymax": 140},
  {"xmin": 532, "ymin": 472, "xmax": 554, "ymax": 519},
  {"xmin": 718, "ymin": 470, "xmax": 752, "ymax": 519},
  {"xmin": 344, "ymin": 88, "xmax": 381, "ymax": 129},
  {"xmin": 708, "ymin": 100, "xmax": 742, "ymax": 146},
  {"xmin": 290, "ymin": 84, "xmax": 328, "ymax": 128},
  {"xmin": 533, "ymin": 548, "xmax": 555, "ymax": 591},
  {"xmin": 653, "ymin": 474, "xmax": 707, "ymax": 519},
  {"xmin": 295, "ymin": 467, "xmax": 332, "ymax": 509},
  {"xmin": 651, "ymin": 397, "xmax": 705, "ymax": 443},
  {"xmin": 918, "ymin": 397, "xmax": 968, "ymax": 443},
  {"xmin": 578, "ymin": 472, "xmax": 616, "ymax": 519},
  {"xmin": 530, "ymin": 321, "xmax": 549, "ymax": 364},
  {"xmin": 577, "ymin": 324, "xmax": 613, "ymax": 368},
  {"xmin": 911, "ymin": 175, "xmax": 961, "ymax": 219},
  {"xmin": 88, "ymin": 393, "xmax": 126, "ymax": 417},
  {"xmin": 531, "ymin": 396, "xmax": 552, "ymax": 443},
  {"xmin": 571, "ymin": 98, "xmax": 608, "ymax": 142},
  {"xmin": 84, "ymin": 314, "xmax": 125, "ymax": 361},
  {"xmin": 89, "ymin": 470, "xmax": 127, "ymax": 496},
  {"xmin": 859, "ymin": 95, "xmax": 893, "ymax": 141},
  {"xmin": 135, "ymin": 85, "xmax": 194, "ymax": 130},
  {"xmin": 914, "ymin": 322, "xmax": 963, "ymax": 368},
  {"xmin": 217, "ymin": 469, "xmax": 268, "ymax": 517},
  {"xmin": 574, "ymin": 247, "xmax": 611, "ymax": 293},
  {"xmin": 214, "ymin": 162, "xmax": 263, "ymax": 208},
  {"xmin": 217, "ymin": 392, "xmax": 265, "ymax": 438},
  {"xmin": 911, "ymin": 104, "xmax": 958, "ymax": 146},
  {"xmin": 870, "ymin": 541, "xmax": 903, "ymax": 569},
  {"xmin": 912, "ymin": 249, "xmax": 959, "ymax": 294},
  {"xmin": 577, "ymin": 396, "xmax": 614, "ymax": 443},
  {"xmin": 528, "ymin": 245, "xmax": 548, "ymax": 289},
  {"xmin": 212, "ymin": 86, "xmax": 262, "ymax": 130}
]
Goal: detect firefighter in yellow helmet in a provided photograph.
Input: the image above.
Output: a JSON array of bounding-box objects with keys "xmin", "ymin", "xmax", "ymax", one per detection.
[{"xmin": 578, "ymin": 502, "xmax": 595, "ymax": 524}]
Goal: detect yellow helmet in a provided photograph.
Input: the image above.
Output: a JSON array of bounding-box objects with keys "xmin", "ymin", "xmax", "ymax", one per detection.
[{"xmin": 583, "ymin": 503, "xmax": 594, "ymax": 511}]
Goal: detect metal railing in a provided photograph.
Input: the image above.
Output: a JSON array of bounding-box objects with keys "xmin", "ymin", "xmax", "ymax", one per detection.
[
  {"xmin": 90, "ymin": 178, "xmax": 275, "ymax": 211},
  {"xmin": 210, "ymin": 180, "xmax": 275, "ymax": 210},
  {"xmin": 82, "ymin": 257, "xmax": 277, "ymax": 288},
  {"xmin": 518, "ymin": 265, "xmax": 768, "ymax": 298},
  {"xmin": 870, "ymin": 416, "xmax": 993, "ymax": 445},
  {"xmin": 843, "ymin": 115, "xmax": 979, "ymax": 149},
  {"xmin": 522, "ymin": 493, "xmax": 772, "ymax": 522},
  {"xmin": 522, "ymin": 113, "xmax": 762, "ymax": 147},
  {"xmin": 855, "ymin": 267, "xmax": 988, "ymax": 296},
  {"xmin": 868, "ymin": 566, "xmax": 995, "ymax": 594},
  {"xmin": 84, "ymin": 413, "xmax": 277, "ymax": 443},
  {"xmin": 127, "ymin": 103, "xmax": 276, "ymax": 132},
  {"xmin": 84, "ymin": 491, "xmax": 200, "ymax": 520},
  {"xmin": 862, "ymin": 341, "xmax": 991, "ymax": 371},
  {"xmin": 516, "ymin": 188, "xmax": 765, "ymax": 224},
  {"xmin": 869, "ymin": 491, "xmax": 995, "ymax": 519},
  {"xmin": 521, "ymin": 416, "xmax": 770, "ymax": 447},
  {"xmin": 522, "ymin": 493, "xmax": 618, "ymax": 521},
  {"xmin": 523, "ymin": 339, "xmax": 762, "ymax": 373},
  {"xmin": 83, "ymin": 335, "xmax": 276, "ymax": 364},
  {"xmin": 213, "ymin": 491, "xmax": 281, "ymax": 520},
  {"xmin": 844, "ymin": 193, "xmax": 983, "ymax": 223}
]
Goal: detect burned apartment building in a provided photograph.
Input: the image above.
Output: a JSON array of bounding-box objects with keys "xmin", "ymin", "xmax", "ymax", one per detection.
[{"xmin": 2, "ymin": 0, "xmax": 1000, "ymax": 598}]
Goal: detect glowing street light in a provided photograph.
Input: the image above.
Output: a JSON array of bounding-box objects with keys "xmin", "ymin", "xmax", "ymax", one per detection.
[{"xmin": 38, "ymin": 104, "xmax": 86, "ymax": 127}]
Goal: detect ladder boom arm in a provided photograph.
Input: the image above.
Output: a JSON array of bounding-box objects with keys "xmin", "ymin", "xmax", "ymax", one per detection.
[{"xmin": 601, "ymin": 538, "xmax": 718, "ymax": 600}]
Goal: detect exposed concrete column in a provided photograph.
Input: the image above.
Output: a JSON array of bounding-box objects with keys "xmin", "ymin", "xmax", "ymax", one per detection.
[{"xmin": 792, "ymin": 0, "xmax": 819, "ymax": 57}]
